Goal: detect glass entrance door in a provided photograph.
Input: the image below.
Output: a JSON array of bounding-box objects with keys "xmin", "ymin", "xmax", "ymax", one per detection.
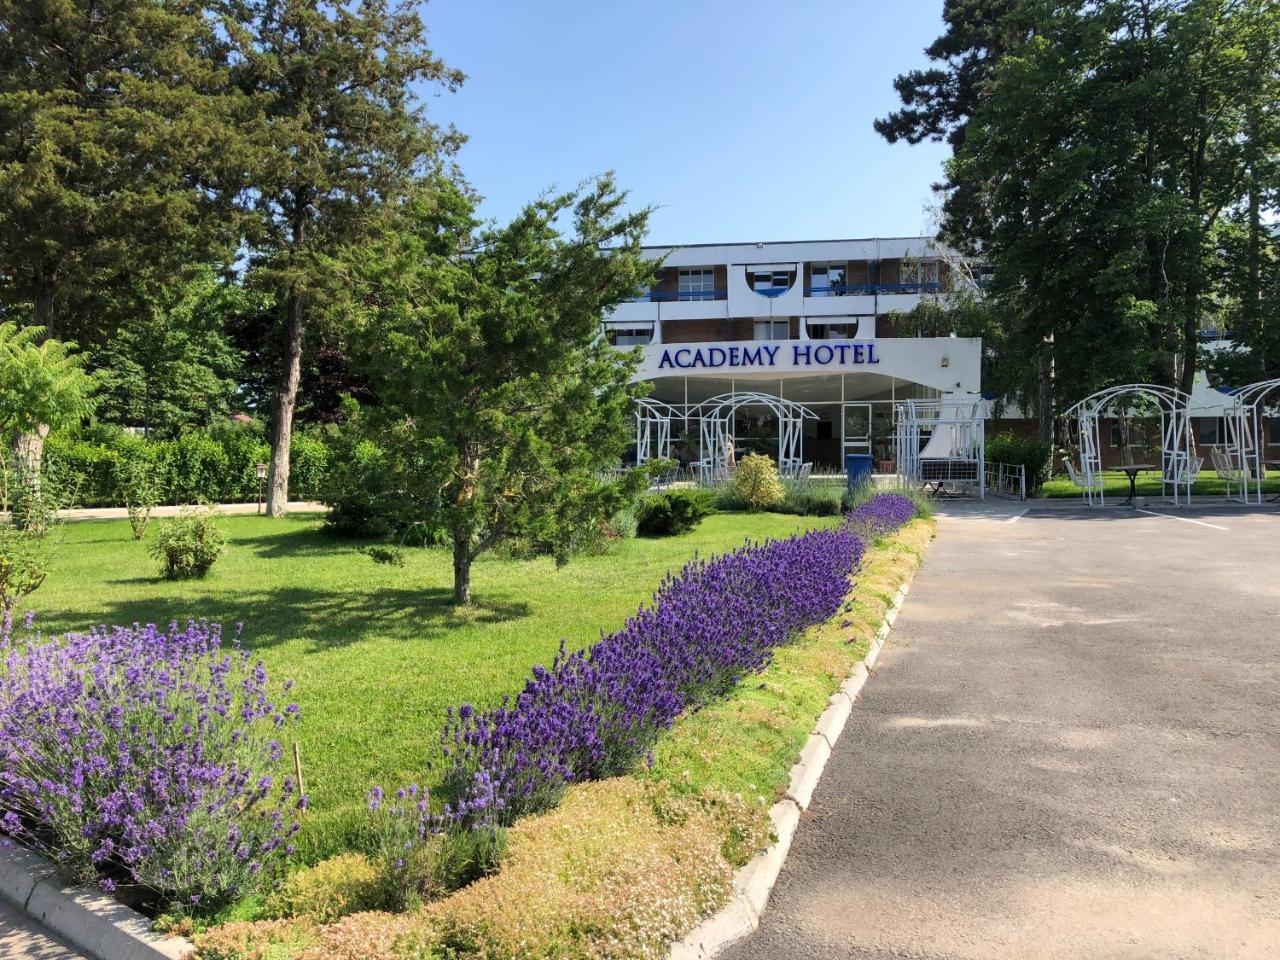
[{"xmin": 842, "ymin": 402, "xmax": 872, "ymax": 461}]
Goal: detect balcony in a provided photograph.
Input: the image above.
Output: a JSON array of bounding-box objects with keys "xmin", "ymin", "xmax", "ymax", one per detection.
[
  {"xmin": 624, "ymin": 289, "xmax": 727, "ymax": 303},
  {"xmin": 803, "ymin": 282, "xmax": 942, "ymax": 296}
]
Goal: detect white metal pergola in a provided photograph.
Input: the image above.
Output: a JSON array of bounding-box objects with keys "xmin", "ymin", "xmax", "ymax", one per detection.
[
  {"xmin": 634, "ymin": 397, "xmax": 681, "ymax": 466},
  {"xmin": 1062, "ymin": 384, "xmax": 1197, "ymax": 507},
  {"xmin": 687, "ymin": 391, "xmax": 818, "ymax": 484},
  {"xmin": 1221, "ymin": 378, "xmax": 1280, "ymax": 504},
  {"xmin": 894, "ymin": 397, "xmax": 986, "ymax": 499}
]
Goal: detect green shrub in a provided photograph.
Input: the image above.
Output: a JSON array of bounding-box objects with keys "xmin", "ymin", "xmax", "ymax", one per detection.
[
  {"xmin": 0, "ymin": 524, "xmax": 54, "ymax": 611},
  {"xmin": 149, "ymin": 505, "xmax": 227, "ymax": 579},
  {"xmin": 43, "ymin": 424, "xmax": 330, "ymax": 508},
  {"xmin": 364, "ymin": 545, "xmax": 406, "ymax": 566},
  {"xmin": 731, "ymin": 453, "xmax": 785, "ymax": 510},
  {"xmin": 635, "ymin": 489, "xmax": 715, "ymax": 537},
  {"xmin": 264, "ymin": 854, "xmax": 388, "ymax": 924},
  {"xmin": 116, "ymin": 458, "xmax": 161, "ymax": 540},
  {"xmin": 985, "ymin": 431, "xmax": 1053, "ymax": 496},
  {"xmin": 777, "ymin": 479, "xmax": 844, "ymax": 516}
]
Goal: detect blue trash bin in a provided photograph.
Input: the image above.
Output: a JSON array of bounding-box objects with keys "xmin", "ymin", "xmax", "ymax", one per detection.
[{"xmin": 845, "ymin": 453, "xmax": 874, "ymax": 489}]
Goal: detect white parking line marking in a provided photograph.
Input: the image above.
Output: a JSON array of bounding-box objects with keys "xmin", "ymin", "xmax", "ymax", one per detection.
[{"xmin": 1136, "ymin": 509, "xmax": 1229, "ymax": 531}]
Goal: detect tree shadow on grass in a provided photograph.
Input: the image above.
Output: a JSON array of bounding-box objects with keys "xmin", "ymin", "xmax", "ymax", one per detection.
[{"xmin": 48, "ymin": 585, "xmax": 531, "ymax": 653}]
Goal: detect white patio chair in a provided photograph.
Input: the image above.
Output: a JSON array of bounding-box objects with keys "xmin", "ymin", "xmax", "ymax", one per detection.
[{"xmin": 1064, "ymin": 460, "xmax": 1104, "ymax": 504}]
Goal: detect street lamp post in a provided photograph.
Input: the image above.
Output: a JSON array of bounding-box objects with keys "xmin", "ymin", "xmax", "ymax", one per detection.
[{"xmin": 256, "ymin": 462, "xmax": 268, "ymax": 514}]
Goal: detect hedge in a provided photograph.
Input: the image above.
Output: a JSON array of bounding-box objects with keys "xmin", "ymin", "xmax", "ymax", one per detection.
[{"xmin": 44, "ymin": 428, "xmax": 330, "ymax": 507}]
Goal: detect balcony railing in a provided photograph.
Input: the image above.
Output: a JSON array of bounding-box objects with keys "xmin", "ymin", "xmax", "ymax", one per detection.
[
  {"xmin": 625, "ymin": 289, "xmax": 727, "ymax": 303},
  {"xmin": 804, "ymin": 282, "xmax": 942, "ymax": 296}
]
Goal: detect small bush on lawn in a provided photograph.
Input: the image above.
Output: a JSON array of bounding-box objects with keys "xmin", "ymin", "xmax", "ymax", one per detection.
[
  {"xmin": 634, "ymin": 488, "xmax": 714, "ymax": 536},
  {"xmin": 731, "ymin": 453, "xmax": 785, "ymax": 510},
  {"xmin": 0, "ymin": 619, "xmax": 303, "ymax": 914},
  {"xmin": 116, "ymin": 458, "xmax": 161, "ymax": 540},
  {"xmin": 150, "ymin": 505, "xmax": 227, "ymax": 578},
  {"xmin": 777, "ymin": 479, "xmax": 844, "ymax": 516},
  {"xmin": 264, "ymin": 854, "xmax": 388, "ymax": 925},
  {"xmin": 986, "ymin": 431, "xmax": 1053, "ymax": 496}
]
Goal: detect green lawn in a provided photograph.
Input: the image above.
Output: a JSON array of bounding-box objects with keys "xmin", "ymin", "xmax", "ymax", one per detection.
[
  {"xmin": 28, "ymin": 511, "xmax": 838, "ymax": 859},
  {"xmin": 1041, "ymin": 468, "xmax": 1280, "ymax": 498}
]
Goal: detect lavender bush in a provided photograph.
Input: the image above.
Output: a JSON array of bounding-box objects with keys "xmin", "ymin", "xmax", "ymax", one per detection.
[
  {"xmin": 0, "ymin": 617, "xmax": 304, "ymax": 913},
  {"xmin": 439, "ymin": 524, "xmax": 865, "ymax": 827},
  {"xmin": 846, "ymin": 492, "xmax": 917, "ymax": 538}
]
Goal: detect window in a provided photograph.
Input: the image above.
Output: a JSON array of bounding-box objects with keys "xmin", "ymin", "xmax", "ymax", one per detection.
[
  {"xmin": 809, "ymin": 262, "xmax": 847, "ymax": 297},
  {"xmin": 1268, "ymin": 417, "xmax": 1280, "ymax": 445},
  {"xmin": 1196, "ymin": 418, "xmax": 1223, "ymax": 446},
  {"xmin": 749, "ymin": 269, "xmax": 794, "ymax": 296},
  {"xmin": 901, "ymin": 259, "xmax": 941, "ymax": 290},
  {"xmin": 754, "ymin": 319, "xmax": 790, "ymax": 341},
  {"xmin": 677, "ymin": 268, "xmax": 715, "ymax": 301},
  {"xmin": 807, "ymin": 319, "xmax": 860, "ymax": 340},
  {"xmin": 605, "ymin": 327, "xmax": 653, "ymax": 346}
]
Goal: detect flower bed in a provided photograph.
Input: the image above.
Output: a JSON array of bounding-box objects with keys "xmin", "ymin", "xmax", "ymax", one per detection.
[
  {"xmin": 195, "ymin": 500, "xmax": 933, "ymax": 960},
  {"xmin": 0, "ymin": 617, "xmax": 303, "ymax": 913},
  {"xmin": 433, "ymin": 525, "xmax": 863, "ymax": 828}
]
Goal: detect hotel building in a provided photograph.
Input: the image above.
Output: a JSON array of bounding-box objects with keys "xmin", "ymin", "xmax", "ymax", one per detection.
[{"xmin": 603, "ymin": 236, "xmax": 984, "ymax": 473}]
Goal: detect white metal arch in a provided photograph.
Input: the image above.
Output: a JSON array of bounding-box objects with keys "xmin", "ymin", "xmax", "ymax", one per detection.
[
  {"xmin": 1222, "ymin": 379, "xmax": 1280, "ymax": 504},
  {"xmin": 634, "ymin": 398, "xmax": 681, "ymax": 466},
  {"xmin": 687, "ymin": 391, "xmax": 818, "ymax": 484},
  {"xmin": 1061, "ymin": 384, "xmax": 1196, "ymax": 506}
]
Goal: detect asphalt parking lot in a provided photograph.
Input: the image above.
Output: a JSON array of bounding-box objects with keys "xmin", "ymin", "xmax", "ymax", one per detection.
[{"xmin": 726, "ymin": 504, "xmax": 1280, "ymax": 960}]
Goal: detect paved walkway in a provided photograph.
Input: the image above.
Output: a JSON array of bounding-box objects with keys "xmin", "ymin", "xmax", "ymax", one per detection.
[
  {"xmin": 726, "ymin": 507, "xmax": 1280, "ymax": 959},
  {"xmin": 53, "ymin": 500, "xmax": 327, "ymax": 522},
  {"xmin": 0, "ymin": 899, "xmax": 86, "ymax": 960}
]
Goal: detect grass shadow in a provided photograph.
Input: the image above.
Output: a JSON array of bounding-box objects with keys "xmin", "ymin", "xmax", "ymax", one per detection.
[{"xmin": 44, "ymin": 586, "xmax": 532, "ymax": 652}]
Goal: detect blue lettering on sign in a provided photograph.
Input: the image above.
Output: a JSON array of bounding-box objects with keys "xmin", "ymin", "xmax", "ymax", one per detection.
[{"xmin": 655, "ymin": 340, "xmax": 880, "ymax": 370}]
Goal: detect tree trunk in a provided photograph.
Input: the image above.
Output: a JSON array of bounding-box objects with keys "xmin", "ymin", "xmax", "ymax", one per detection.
[
  {"xmin": 14, "ymin": 276, "xmax": 59, "ymax": 509},
  {"xmin": 266, "ymin": 289, "xmax": 305, "ymax": 517},
  {"xmin": 452, "ymin": 536, "xmax": 472, "ymax": 606}
]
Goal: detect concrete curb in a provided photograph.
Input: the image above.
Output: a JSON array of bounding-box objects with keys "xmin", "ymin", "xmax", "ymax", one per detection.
[
  {"xmin": 668, "ymin": 578, "xmax": 916, "ymax": 960},
  {"xmin": 0, "ymin": 844, "xmax": 193, "ymax": 960}
]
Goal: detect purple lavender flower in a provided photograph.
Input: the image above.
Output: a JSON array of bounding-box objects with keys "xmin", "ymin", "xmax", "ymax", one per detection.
[{"xmin": 0, "ymin": 620, "xmax": 302, "ymax": 913}]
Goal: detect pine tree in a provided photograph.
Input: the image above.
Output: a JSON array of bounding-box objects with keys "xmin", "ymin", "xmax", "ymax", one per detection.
[
  {"xmin": 0, "ymin": 0, "xmax": 243, "ymax": 339},
  {"xmin": 221, "ymin": 0, "xmax": 463, "ymax": 516},
  {"xmin": 350, "ymin": 175, "xmax": 655, "ymax": 604}
]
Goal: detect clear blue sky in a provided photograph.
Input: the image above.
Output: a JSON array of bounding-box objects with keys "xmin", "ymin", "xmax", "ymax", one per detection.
[{"xmin": 416, "ymin": 0, "xmax": 951, "ymax": 245}]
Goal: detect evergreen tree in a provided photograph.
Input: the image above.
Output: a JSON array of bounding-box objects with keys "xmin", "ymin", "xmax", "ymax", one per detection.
[
  {"xmin": 350, "ymin": 175, "xmax": 655, "ymax": 604},
  {"xmin": 221, "ymin": 0, "xmax": 463, "ymax": 516},
  {"xmin": 874, "ymin": 0, "xmax": 1032, "ymax": 252},
  {"xmin": 0, "ymin": 0, "xmax": 242, "ymax": 340}
]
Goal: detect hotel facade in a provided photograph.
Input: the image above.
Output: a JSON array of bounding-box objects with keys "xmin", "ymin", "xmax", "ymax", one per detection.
[{"xmin": 604, "ymin": 236, "xmax": 984, "ymax": 473}]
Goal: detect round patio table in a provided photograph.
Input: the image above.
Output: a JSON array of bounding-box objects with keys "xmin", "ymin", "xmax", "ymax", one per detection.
[{"xmin": 1118, "ymin": 464, "xmax": 1156, "ymax": 506}]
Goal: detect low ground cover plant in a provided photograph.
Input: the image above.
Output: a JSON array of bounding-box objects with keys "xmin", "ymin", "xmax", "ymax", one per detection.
[
  {"xmin": 0, "ymin": 618, "xmax": 304, "ymax": 914},
  {"xmin": 150, "ymin": 505, "xmax": 227, "ymax": 578}
]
